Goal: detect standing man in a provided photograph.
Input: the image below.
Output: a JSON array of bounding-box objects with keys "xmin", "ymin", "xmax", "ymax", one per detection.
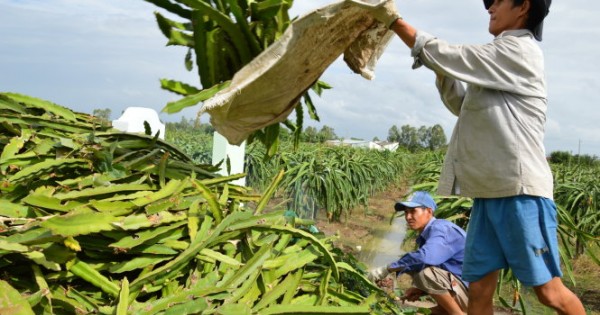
[
  {"xmin": 349, "ymin": 0, "xmax": 586, "ymax": 314},
  {"xmin": 368, "ymin": 191, "xmax": 468, "ymax": 315}
]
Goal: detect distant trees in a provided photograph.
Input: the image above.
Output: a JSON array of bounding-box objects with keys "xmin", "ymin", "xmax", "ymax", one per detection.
[
  {"xmin": 388, "ymin": 125, "xmax": 400, "ymax": 144},
  {"xmin": 549, "ymin": 151, "xmax": 572, "ymax": 164},
  {"xmin": 163, "ymin": 118, "xmax": 448, "ymax": 154},
  {"xmin": 167, "ymin": 116, "xmax": 214, "ymax": 134},
  {"xmin": 303, "ymin": 127, "xmax": 319, "ymax": 143},
  {"xmin": 387, "ymin": 124, "xmax": 447, "ymax": 152},
  {"xmin": 318, "ymin": 126, "xmax": 337, "ymax": 142},
  {"xmin": 427, "ymin": 124, "xmax": 447, "ymax": 150},
  {"xmin": 549, "ymin": 150, "xmax": 599, "ymax": 166},
  {"xmin": 301, "ymin": 123, "xmax": 445, "ymax": 150},
  {"xmin": 92, "ymin": 108, "xmax": 112, "ymax": 122},
  {"xmin": 303, "ymin": 125, "xmax": 338, "ymax": 143}
]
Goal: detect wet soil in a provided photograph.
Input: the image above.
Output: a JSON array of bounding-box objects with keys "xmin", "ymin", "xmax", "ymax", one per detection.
[{"xmin": 313, "ymin": 183, "xmax": 407, "ymax": 262}]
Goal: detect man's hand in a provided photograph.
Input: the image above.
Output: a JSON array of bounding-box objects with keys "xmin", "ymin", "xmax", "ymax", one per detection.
[
  {"xmin": 367, "ymin": 265, "xmax": 390, "ymax": 282},
  {"xmin": 346, "ymin": 0, "xmax": 401, "ymax": 28},
  {"xmin": 401, "ymin": 287, "xmax": 425, "ymax": 302}
]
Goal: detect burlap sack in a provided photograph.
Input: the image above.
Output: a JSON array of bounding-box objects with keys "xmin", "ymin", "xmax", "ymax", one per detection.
[{"xmin": 201, "ymin": 0, "xmax": 394, "ymax": 145}]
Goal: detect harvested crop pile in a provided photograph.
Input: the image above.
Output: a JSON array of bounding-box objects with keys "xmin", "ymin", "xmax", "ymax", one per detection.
[{"xmin": 0, "ymin": 93, "xmax": 400, "ymax": 314}]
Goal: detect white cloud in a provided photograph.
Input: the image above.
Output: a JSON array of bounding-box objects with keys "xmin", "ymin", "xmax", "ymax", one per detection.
[
  {"xmin": 1, "ymin": 0, "xmax": 599, "ymax": 156},
  {"xmin": 0, "ymin": 0, "xmax": 197, "ymax": 122}
]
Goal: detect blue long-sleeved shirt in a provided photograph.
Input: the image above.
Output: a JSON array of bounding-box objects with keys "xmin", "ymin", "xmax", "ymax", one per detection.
[{"xmin": 388, "ymin": 218, "xmax": 466, "ymax": 279}]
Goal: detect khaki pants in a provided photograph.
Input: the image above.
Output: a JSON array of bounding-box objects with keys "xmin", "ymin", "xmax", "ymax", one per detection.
[{"xmin": 410, "ymin": 266, "xmax": 469, "ymax": 311}]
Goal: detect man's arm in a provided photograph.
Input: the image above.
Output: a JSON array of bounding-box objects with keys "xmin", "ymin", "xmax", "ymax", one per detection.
[
  {"xmin": 390, "ymin": 18, "xmax": 417, "ymax": 49},
  {"xmin": 388, "ymin": 225, "xmax": 461, "ymax": 272},
  {"xmin": 436, "ymin": 73, "xmax": 465, "ymax": 116}
]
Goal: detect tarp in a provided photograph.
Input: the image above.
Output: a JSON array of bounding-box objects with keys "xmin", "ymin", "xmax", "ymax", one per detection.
[{"xmin": 201, "ymin": 0, "xmax": 393, "ymax": 145}]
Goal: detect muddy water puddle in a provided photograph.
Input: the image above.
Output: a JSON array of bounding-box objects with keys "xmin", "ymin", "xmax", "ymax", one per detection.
[{"xmin": 357, "ymin": 217, "xmax": 407, "ymax": 268}]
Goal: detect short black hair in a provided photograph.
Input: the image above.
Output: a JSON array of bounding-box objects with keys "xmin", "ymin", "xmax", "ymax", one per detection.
[{"xmin": 512, "ymin": 0, "xmax": 547, "ymax": 33}]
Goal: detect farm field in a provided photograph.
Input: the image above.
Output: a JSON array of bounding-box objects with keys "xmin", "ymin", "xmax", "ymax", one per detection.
[
  {"xmin": 2, "ymin": 92, "xmax": 599, "ymax": 314},
  {"xmin": 3, "ymin": 0, "xmax": 598, "ymax": 313},
  {"xmin": 170, "ymin": 125, "xmax": 600, "ymax": 314}
]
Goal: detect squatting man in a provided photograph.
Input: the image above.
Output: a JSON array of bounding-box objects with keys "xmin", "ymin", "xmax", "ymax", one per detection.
[{"xmin": 368, "ymin": 191, "xmax": 468, "ymax": 315}]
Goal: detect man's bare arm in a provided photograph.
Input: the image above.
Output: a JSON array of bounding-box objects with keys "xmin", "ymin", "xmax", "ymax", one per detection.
[{"xmin": 390, "ymin": 18, "xmax": 417, "ymax": 49}]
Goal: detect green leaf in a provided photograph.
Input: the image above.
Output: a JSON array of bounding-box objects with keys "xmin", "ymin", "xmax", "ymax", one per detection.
[
  {"xmin": 23, "ymin": 251, "xmax": 61, "ymax": 271},
  {"xmin": 191, "ymin": 179, "xmax": 223, "ymax": 223},
  {"xmin": 181, "ymin": 0, "xmax": 252, "ymax": 64},
  {"xmin": 252, "ymin": 272, "xmax": 296, "ymax": 311},
  {"xmin": 258, "ymin": 305, "xmax": 370, "ymax": 314},
  {"xmin": 4, "ymin": 93, "xmax": 77, "ymax": 122},
  {"xmin": 131, "ymin": 274, "xmax": 219, "ymax": 314},
  {"xmin": 162, "ymin": 81, "xmax": 231, "ymax": 114},
  {"xmin": 145, "ymin": 0, "xmax": 191, "ymax": 19},
  {"xmin": 54, "ymin": 184, "xmax": 154, "ymax": 200},
  {"xmin": 0, "ymin": 239, "xmax": 29, "ymax": 253},
  {"xmin": 160, "ymin": 79, "xmax": 200, "ymax": 96},
  {"xmin": 0, "ymin": 199, "xmax": 34, "ymax": 218},
  {"xmin": 116, "ymin": 277, "xmax": 129, "ymax": 315},
  {"xmin": 109, "ymin": 256, "xmax": 172, "ymax": 274},
  {"xmin": 155, "ymin": 11, "xmax": 194, "ymax": 47},
  {"xmin": 41, "ymin": 212, "xmax": 117, "ymax": 236},
  {"xmin": 31, "ymin": 264, "xmax": 52, "ymax": 307},
  {"xmin": 254, "ymin": 170, "xmax": 285, "ymax": 215},
  {"xmin": 22, "ymin": 194, "xmax": 82, "ymax": 212},
  {"xmin": 199, "ymin": 248, "xmax": 243, "ymax": 267},
  {"xmin": 218, "ymin": 244, "xmax": 273, "ymax": 290},
  {"xmin": 217, "ymin": 303, "xmax": 252, "ymax": 315},
  {"xmin": 185, "ymin": 48, "xmax": 194, "ymax": 71},
  {"xmin": 251, "ymin": 225, "xmax": 339, "ymax": 281},
  {"xmin": 8, "ymin": 158, "xmax": 88, "ymax": 183},
  {"xmin": 269, "ymin": 247, "xmax": 320, "ymax": 279},
  {"xmin": 252, "ymin": 0, "xmax": 286, "ymax": 20},
  {"xmin": 224, "ymin": 0, "xmax": 261, "ymax": 56},
  {"xmin": 3, "ymin": 227, "xmax": 59, "ymax": 246},
  {"xmin": 0, "ymin": 136, "xmax": 26, "ymax": 163},
  {"xmin": 0, "ymin": 94, "xmax": 27, "ymax": 114},
  {"xmin": 67, "ymin": 259, "xmax": 120, "ymax": 297},
  {"xmin": 131, "ymin": 179, "xmax": 186, "ymax": 207},
  {"xmin": 112, "ymin": 211, "xmax": 186, "ymax": 230},
  {"xmin": 0, "ymin": 280, "xmax": 35, "ymax": 315},
  {"xmin": 110, "ymin": 221, "xmax": 187, "ymax": 250},
  {"xmin": 336, "ymin": 262, "xmax": 382, "ymax": 292},
  {"xmin": 303, "ymin": 92, "xmax": 320, "ymax": 121},
  {"xmin": 129, "ymin": 212, "xmax": 250, "ymax": 292}
]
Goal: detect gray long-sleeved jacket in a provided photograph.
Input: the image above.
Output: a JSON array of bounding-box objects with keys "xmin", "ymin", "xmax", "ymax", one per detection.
[{"xmin": 411, "ymin": 29, "xmax": 553, "ymax": 199}]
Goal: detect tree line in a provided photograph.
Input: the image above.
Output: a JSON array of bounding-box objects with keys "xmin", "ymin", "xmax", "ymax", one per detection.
[
  {"xmin": 300, "ymin": 124, "xmax": 449, "ymax": 151},
  {"xmin": 93, "ymin": 110, "xmax": 449, "ymax": 153},
  {"xmin": 549, "ymin": 150, "xmax": 600, "ymax": 167},
  {"xmin": 387, "ymin": 124, "xmax": 447, "ymax": 152}
]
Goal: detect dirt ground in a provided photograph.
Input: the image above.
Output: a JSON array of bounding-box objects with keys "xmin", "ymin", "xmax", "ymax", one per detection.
[{"xmin": 312, "ymin": 183, "xmax": 407, "ymax": 256}]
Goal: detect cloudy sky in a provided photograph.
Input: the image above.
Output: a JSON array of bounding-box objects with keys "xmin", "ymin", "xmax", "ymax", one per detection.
[{"xmin": 1, "ymin": 0, "xmax": 599, "ymax": 156}]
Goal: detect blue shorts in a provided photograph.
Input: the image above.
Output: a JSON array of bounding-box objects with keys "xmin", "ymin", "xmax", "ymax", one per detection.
[{"xmin": 462, "ymin": 195, "xmax": 562, "ymax": 287}]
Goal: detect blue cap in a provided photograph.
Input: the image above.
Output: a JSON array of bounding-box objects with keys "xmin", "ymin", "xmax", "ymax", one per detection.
[{"xmin": 394, "ymin": 191, "xmax": 437, "ymax": 212}]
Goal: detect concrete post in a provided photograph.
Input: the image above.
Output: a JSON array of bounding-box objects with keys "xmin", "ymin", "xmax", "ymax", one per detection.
[
  {"xmin": 212, "ymin": 132, "xmax": 246, "ymax": 186},
  {"xmin": 112, "ymin": 107, "xmax": 165, "ymax": 139}
]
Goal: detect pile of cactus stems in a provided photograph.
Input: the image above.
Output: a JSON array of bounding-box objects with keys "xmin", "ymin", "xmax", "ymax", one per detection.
[{"xmin": 0, "ymin": 93, "xmax": 399, "ymax": 314}]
